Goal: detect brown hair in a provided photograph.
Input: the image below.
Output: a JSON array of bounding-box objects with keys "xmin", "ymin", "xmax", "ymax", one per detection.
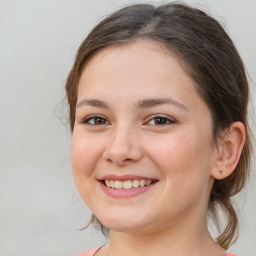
[{"xmin": 65, "ymin": 2, "xmax": 252, "ymax": 249}]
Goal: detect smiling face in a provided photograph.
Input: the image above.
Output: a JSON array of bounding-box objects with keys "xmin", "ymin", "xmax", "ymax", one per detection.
[{"xmin": 71, "ymin": 39, "xmax": 217, "ymax": 234}]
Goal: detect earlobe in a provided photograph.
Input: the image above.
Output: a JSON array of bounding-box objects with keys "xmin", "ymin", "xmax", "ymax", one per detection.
[{"xmin": 211, "ymin": 122, "xmax": 246, "ymax": 180}]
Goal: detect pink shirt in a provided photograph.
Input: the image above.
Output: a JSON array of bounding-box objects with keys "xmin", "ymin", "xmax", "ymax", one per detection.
[
  {"xmin": 76, "ymin": 247, "xmax": 238, "ymax": 256},
  {"xmin": 76, "ymin": 247, "xmax": 100, "ymax": 256}
]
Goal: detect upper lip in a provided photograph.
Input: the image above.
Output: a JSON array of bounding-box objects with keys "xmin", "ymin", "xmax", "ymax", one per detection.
[{"xmin": 99, "ymin": 174, "xmax": 158, "ymax": 181}]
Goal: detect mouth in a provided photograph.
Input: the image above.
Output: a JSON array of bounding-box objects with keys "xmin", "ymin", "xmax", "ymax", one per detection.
[
  {"xmin": 98, "ymin": 176, "xmax": 158, "ymax": 198},
  {"xmin": 102, "ymin": 179, "xmax": 156, "ymax": 189}
]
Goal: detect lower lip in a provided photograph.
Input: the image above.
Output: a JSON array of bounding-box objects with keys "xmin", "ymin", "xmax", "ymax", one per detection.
[{"xmin": 99, "ymin": 181, "xmax": 157, "ymax": 198}]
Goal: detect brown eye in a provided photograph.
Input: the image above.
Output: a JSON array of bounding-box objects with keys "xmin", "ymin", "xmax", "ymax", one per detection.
[
  {"xmin": 94, "ymin": 117, "xmax": 107, "ymax": 125},
  {"xmin": 148, "ymin": 116, "xmax": 175, "ymax": 126},
  {"xmin": 82, "ymin": 115, "xmax": 110, "ymax": 125},
  {"xmin": 154, "ymin": 117, "xmax": 168, "ymax": 125}
]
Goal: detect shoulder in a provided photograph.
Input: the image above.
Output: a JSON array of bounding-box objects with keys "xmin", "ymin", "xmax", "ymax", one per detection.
[{"xmin": 75, "ymin": 247, "xmax": 101, "ymax": 256}]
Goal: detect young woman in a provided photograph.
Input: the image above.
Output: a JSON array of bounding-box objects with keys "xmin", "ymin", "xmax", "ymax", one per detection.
[{"xmin": 65, "ymin": 3, "xmax": 252, "ymax": 256}]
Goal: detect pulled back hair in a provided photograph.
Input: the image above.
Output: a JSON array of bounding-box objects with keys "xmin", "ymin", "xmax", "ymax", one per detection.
[{"xmin": 65, "ymin": 2, "xmax": 252, "ymax": 249}]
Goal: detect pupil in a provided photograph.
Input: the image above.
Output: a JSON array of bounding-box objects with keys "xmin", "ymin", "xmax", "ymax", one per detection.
[
  {"xmin": 95, "ymin": 118, "xmax": 105, "ymax": 124},
  {"xmin": 156, "ymin": 118, "xmax": 166, "ymax": 124}
]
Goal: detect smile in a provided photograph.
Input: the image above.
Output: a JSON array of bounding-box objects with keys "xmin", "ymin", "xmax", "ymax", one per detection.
[
  {"xmin": 99, "ymin": 175, "xmax": 158, "ymax": 198},
  {"xmin": 104, "ymin": 179, "xmax": 153, "ymax": 189}
]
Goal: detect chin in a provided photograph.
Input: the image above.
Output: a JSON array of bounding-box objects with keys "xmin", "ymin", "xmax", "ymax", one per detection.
[{"xmin": 97, "ymin": 213, "xmax": 151, "ymax": 233}]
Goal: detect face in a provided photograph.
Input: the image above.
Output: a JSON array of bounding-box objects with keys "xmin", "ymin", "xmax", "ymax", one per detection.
[{"xmin": 71, "ymin": 40, "xmax": 217, "ymax": 234}]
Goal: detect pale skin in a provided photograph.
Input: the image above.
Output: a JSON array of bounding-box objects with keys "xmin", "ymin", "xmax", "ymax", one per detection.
[{"xmin": 71, "ymin": 39, "xmax": 246, "ymax": 256}]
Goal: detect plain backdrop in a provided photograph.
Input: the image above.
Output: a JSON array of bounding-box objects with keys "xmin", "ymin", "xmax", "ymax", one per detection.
[{"xmin": 0, "ymin": 0, "xmax": 255, "ymax": 255}]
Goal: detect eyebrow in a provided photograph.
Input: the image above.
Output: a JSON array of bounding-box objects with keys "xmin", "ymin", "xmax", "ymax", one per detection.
[
  {"xmin": 76, "ymin": 99, "xmax": 109, "ymax": 109},
  {"xmin": 136, "ymin": 98, "xmax": 189, "ymax": 111},
  {"xmin": 76, "ymin": 98, "xmax": 189, "ymax": 111}
]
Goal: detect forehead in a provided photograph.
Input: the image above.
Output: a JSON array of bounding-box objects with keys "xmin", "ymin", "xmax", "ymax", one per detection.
[
  {"xmin": 84, "ymin": 39, "xmax": 182, "ymax": 73},
  {"xmin": 78, "ymin": 39, "xmax": 192, "ymax": 96}
]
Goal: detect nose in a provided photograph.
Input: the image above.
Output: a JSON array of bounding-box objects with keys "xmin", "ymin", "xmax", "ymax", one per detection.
[{"xmin": 103, "ymin": 126, "xmax": 143, "ymax": 165}]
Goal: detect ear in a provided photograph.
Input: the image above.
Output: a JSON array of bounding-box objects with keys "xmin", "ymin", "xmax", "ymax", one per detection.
[{"xmin": 211, "ymin": 122, "xmax": 246, "ymax": 180}]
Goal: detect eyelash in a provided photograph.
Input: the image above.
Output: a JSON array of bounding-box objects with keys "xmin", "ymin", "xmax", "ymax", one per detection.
[
  {"xmin": 146, "ymin": 115, "xmax": 176, "ymax": 126},
  {"xmin": 80, "ymin": 115, "xmax": 176, "ymax": 126},
  {"xmin": 81, "ymin": 115, "xmax": 110, "ymax": 125}
]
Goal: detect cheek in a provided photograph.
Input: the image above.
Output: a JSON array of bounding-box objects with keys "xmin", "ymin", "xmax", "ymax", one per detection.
[
  {"xmin": 71, "ymin": 132, "xmax": 103, "ymax": 188},
  {"xmin": 149, "ymin": 133, "xmax": 192, "ymax": 166},
  {"xmin": 150, "ymin": 131, "xmax": 213, "ymax": 213},
  {"xmin": 148, "ymin": 129, "xmax": 213, "ymax": 181},
  {"xmin": 71, "ymin": 132, "xmax": 107, "ymax": 210}
]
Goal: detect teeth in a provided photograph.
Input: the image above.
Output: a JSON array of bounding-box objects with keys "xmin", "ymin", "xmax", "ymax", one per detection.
[
  {"xmin": 105, "ymin": 180, "xmax": 111, "ymax": 187},
  {"xmin": 145, "ymin": 179, "xmax": 152, "ymax": 186},
  {"xmin": 133, "ymin": 180, "xmax": 140, "ymax": 188},
  {"xmin": 104, "ymin": 179, "xmax": 154, "ymax": 189},
  {"xmin": 139, "ymin": 180, "xmax": 146, "ymax": 187},
  {"xmin": 115, "ymin": 180, "xmax": 123, "ymax": 189},
  {"xmin": 123, "ymin": 180, "xmax": 132, "ymax": 189}
]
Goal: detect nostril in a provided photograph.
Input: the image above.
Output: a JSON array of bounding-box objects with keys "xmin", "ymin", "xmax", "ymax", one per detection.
[
  {"xmin": 105, "ymin": 156, "xmax": 134, "ymax": 165},
  {"xmin": 124, "ymin": 158, "xmax": 132, "ymax": 162}
]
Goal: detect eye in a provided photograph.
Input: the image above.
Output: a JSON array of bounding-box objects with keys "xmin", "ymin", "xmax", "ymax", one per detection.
[
  {"xmin": 147, "ymin": 116, "xmax": 175, "ymax": 126},
  {"xmin": 81, "ymin": 115, "xmax": 110, "ymax": 125}
]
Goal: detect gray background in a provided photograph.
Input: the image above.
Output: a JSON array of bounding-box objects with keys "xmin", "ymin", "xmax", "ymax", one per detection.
[{"xmin": 0, "ymin": 0, "xmax": 255, "ymax": 255}]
